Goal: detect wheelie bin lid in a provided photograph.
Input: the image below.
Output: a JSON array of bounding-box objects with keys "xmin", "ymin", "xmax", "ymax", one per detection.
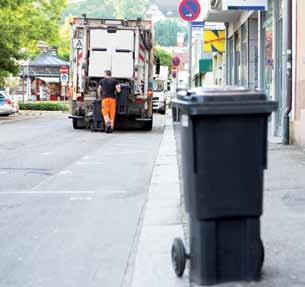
[{"xmin": 172, "ymin": 86, "xmax": 278, "ymax": 115}]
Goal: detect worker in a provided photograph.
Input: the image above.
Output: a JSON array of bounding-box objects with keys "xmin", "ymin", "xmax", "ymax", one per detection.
[{"xmin": 98, "ymin": 70, "xmax": 121, "ymax": 133}]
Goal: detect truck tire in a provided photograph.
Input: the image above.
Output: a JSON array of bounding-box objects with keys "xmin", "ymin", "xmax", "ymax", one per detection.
[
  {"xmin": 143, "ymin": 118, "xmax": 153, "ymax": 131},
  {"xmin": 73, "ymin": 118, "xmax": 84, "ymax": 130}
]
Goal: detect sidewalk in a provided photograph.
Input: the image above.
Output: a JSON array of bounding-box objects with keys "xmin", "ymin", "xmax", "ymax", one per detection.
[
  {"xmin": 131, "ymin": 115, "xmax": 305, "ymax": 287},
  {"xmin": 0, "ymin": 111, "xmax": 67, "ymax": 125}
]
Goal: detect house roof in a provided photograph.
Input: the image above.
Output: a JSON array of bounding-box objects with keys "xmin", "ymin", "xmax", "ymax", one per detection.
[
  {"xmin": 19, "ymin": 53, "xmax": 70, "ymax": 78},
  {"xmin": 30, "ymin": 52, "xmax": 69, "ymax": 67}
]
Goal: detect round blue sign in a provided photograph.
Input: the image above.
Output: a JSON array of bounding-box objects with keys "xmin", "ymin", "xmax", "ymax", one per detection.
[{"xmin": 179, "ymin": 0, "xmax": 201, "ymax": 22}]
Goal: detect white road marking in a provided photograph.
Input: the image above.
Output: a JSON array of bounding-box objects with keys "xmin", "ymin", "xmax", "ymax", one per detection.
[
  {"xmin": 0, "ymin": 191, "xmax": 97, "ymax": 195},
  {"xmin": 69, "ymin": 197, "xmax": 93, "ymax": 201},
  {"xmin": 59, "ymin": 170, "xmax": 72, "ymax": 175},
  {"xmin": 76, "ymin": 161, "xmax": 104, "ymax": 166}
]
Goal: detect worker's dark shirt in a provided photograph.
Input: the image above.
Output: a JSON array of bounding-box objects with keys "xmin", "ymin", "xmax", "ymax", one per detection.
[{"xmin": 99, "ymin": 78, "xmax": 119, "ymax": 99}]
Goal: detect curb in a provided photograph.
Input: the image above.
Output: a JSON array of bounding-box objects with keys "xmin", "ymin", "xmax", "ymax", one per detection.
[{"xmin": 130, "ymin": 115, "xmax": 189, "ymax": 287}]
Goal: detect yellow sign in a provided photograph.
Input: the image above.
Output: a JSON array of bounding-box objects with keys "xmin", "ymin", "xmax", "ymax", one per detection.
[{"xmin": 204, "ymin": 30, "xmax": 225, "ymax": 53}]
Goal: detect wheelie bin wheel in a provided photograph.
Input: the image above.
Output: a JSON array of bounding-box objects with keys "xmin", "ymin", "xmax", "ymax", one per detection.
[
  {"xmin": 258, "ymin": 239, "xmax": 265, "ymax": 271},
  {"xmin": 171, "ymin": 238, "xmax": 187, "ymax": 277}
]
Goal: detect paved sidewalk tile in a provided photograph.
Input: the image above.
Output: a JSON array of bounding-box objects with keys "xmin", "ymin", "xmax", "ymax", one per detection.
[
  {"xmin": 131, "ymin": 117, "xmax": 189, "ymax": 287},
  {"xmin": 132, "ymin": 116, "xmax": 305, "ymax": 287}
]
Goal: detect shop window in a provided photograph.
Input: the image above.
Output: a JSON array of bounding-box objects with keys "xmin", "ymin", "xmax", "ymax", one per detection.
[
  {"xmin": 241, "ymin": 23, "xmax": 249, "ymax": 87},
  {"xmin": 228, "ymin": 37, "xmax": 234, "ymax": 85},
  {"xmin": 234, "ymin": 31, "xmax": 241, "ymax": 86}
]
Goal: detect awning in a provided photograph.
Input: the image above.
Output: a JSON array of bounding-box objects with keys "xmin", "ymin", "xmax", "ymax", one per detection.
[
  {"xmin": 37, "ymin": 77, "xmax": 60, "ymax": 84},
  {"xmin": 205, "ymin": 9, "xmax": 242, "ymax": 23}
]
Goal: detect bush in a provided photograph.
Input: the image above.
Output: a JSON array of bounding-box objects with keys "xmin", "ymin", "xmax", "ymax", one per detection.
[{"xmin": 19, "ymin": 102, "xmax": 69, "ymax": 112}]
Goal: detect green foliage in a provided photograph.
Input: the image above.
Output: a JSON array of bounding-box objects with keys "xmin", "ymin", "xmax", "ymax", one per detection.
[
  {"xmin": 110, "ymin": 0, "xmax": 150, "ymax": 19},
  {"xmin": 154, "ymin": 19, "xmax": 187, "ymax": 47},
  {"xmin": 57, "ymin": 20, "xmax": 71, "ymax": 61},
  {"xmin": 62, "ymin": 0, "xmax": 115, "ymax": 19},
  {"xmin": 155, "ymin": 47, "xmax": 172, "ymax": 67},
  {"xmin": 19, "ymin": 102, "xmax": 69, "ymax": 112},
  {"xmin": 0, "ymin": 0, "xmax": 67, "ymax": 83},
  {"xmin": 63, "ymin": 0, "xmax": 150, "ymax": 19}
]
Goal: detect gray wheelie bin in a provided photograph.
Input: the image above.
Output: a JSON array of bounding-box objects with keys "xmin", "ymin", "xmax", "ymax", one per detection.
[{"xmin": 171, "ymin": 87, "xmax": 278, "ymax": 285}]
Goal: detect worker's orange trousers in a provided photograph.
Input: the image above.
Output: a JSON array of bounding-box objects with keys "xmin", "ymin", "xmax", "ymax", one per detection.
[{"xmin": 102, "ymin": 98, "xmax": 116, "ymax": 128}]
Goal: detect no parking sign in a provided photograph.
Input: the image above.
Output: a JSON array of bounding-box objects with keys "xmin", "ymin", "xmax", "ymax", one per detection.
[
  {"xmin": 60, "ymin": 73, "xmax": 69, "ymax": 86},
  {"xmin": 179, "ymin": 0, "xmax": 201, "ymax": 22}
]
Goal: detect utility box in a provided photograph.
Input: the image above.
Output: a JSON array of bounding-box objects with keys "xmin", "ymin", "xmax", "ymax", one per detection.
[{"xmin": 171, "ymin": 87, "xmax": 278, "ymax": 285}]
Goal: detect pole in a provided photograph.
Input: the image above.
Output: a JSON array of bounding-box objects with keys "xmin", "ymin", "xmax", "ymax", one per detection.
[
  {"xmin": 26, "ymin": 60, "xmax": 30, "ymax": 102},
  {"xmin": 283, "ymin": 0, "xmax": 293, "ymax": 145},
  {"xmin": 22, "ymin": 67, "xmax": 25, "ymax": 103},
  {"xmin": 188, "ymin": 22, "xmax": 192, "ymax": 88}
]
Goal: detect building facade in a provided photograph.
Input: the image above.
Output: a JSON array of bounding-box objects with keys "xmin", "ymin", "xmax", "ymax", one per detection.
[
  {"xmin": 292, "ymin": 0, "xmax": 305, "ymax": 146},
  {"xmin": 206, "ymin": 0, "xmax": 301, "ymax": 144}
]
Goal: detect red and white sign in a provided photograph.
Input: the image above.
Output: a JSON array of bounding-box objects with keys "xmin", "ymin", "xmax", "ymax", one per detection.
[
  {"xmin": 60, "ymin": 66, "xmax": 69, "ymax": 74},
  {"xmin": 172, "ymin": 57, "xmax": 181, "ymax": 67},
  {"xmin": 179, "ymin": 0, "xmax": 201, "ymax": 22},
  {"xmin": 178, "ymin": 0, "xmax": 209, "ymax": 23}
]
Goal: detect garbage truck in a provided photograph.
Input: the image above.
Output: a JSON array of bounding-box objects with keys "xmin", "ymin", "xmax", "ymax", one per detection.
[{"xmin": 68, "ymin": 17, "xmax": 156, "ymax": 131}]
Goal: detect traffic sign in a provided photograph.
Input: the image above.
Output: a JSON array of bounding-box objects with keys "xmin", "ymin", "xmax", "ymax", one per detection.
[
  {"xmin": 60, "ymin": 66, "xmax": 69, "ymax": 74},
  {"xmin": 192, "ymin": 21, "xmax": 205, "ymax": 29},
  {"xmin": 60, "ymin": 73, "xmax": 69, "ymax": 86},
  {"xmin": 172, "ymin": 57, "xmax": 181, "ymax": 67},
  {"xmin": 73, "ymin": 38, "xmax": 83, "ymax": 50},
  {"xmin": 223, "ymin": 0, "xmax": 268, "ymax": 11},
  {"xmin": 179, "ymin": 0, "xmax": 201, "ymax": 22}
]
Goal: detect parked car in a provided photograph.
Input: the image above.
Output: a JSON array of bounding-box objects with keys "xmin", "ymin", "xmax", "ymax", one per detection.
[{"xmin": 0, "ymin": 91, "xmax": 17, "ymax": 116}]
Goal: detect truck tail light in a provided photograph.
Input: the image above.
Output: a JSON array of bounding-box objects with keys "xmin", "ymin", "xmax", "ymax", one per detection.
[
  {"xmin": 135, "ymin": 98, "xmax": 145, "ymax": 105},
  {"xmin": 147, "ymin": 88, "xmax": 153, "ymax": 98}
]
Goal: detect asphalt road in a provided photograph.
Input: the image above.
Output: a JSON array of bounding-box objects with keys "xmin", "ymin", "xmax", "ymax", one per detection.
[{"xmin": 0, "ymin": 113, "xmax": 165, "ymax": 287}]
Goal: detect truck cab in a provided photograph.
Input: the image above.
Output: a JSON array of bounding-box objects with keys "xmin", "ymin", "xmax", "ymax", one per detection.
[{"xmin": 152, "ymin": 79, "xmax": 167, "ymax": 114}]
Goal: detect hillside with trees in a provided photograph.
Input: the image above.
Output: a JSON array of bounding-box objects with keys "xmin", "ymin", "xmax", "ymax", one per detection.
[{"xmin": 63, "ymin": 0, "xmax": 150, "ymax": 19}]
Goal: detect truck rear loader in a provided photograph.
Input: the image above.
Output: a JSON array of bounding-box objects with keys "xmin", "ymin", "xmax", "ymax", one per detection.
[{"xmin": 69, "ymin": 17, "xmax": 156, "ymax": 131}]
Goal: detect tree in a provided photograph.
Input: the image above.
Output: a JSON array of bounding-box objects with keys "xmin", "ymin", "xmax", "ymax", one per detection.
[
  {"xmin": 57, "ymin": 20, "xmax": 71, "ymax": 61},
  {"xmin": 63, "ymin": 0, "xmax": 150, "ymax": 20},
  {"xmin": 154, "ymin": 19, "xmax": 187, "ymax": 47},
  {"xmin": 0, "ymin": 0, "xmax": 67, "ymax": 84},
  {"xmin": 62, "ymin": 0, "xmax": 115, "ymax": 19},
  {"xmin": 110, "ymin": 0, "xmax": 150, "ymax": 19},
  {"xmin": 155, "ymin": 47, "xmax": 172, "ymax": 67}
]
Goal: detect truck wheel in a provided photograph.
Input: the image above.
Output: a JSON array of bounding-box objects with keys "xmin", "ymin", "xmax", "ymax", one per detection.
[
  {"xmin": 73, "ymin": 118, "xmax": 84, "ymax": 130},
  {"xmin": 143, "ymin": 118, "xmax": 153, "ymax": 131},
  {"xmin": 160, "ymin": 108, "xmax": 166, "ymax": 115}
]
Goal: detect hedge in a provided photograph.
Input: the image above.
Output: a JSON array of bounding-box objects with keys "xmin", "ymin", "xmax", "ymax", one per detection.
[{"xmin": 19, "ymin": 102, "xmax": 69, "ymax": 112}]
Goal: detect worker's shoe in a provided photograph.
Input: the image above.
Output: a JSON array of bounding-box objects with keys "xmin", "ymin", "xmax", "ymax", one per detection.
[{"xmin": 105, "ymin": 124, "xmax": 112, "ymax": 133}]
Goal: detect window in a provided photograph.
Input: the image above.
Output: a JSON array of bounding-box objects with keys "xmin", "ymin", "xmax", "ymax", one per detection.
[
  {"xmin": 240, "ymin": 22, "xmax": 249, "ymax": 87},
  {"xmin": 228, "ymin": 37, "xmax": 234, "ymax": 85},
  {"xmin": 234, "ymin": 31, "xmax": 241, "ymax": 85},
  {"xmin": 153, "ymin": 80, "xmax": 165, "ymax": 92}
]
